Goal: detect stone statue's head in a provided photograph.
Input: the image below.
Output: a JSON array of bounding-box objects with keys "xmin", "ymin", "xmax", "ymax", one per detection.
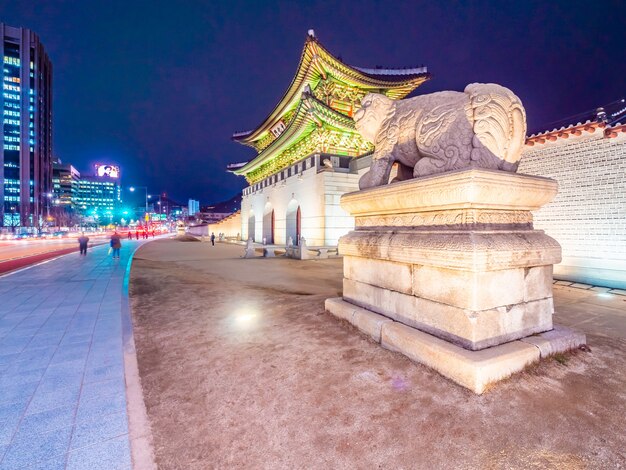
[{"xmin": 354, "ymin": 93, "xmax": 394, "ymax": 143}]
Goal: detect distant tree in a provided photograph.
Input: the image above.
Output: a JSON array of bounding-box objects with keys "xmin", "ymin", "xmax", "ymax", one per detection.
[
  {"xmin": 49, "ymin": 205, "xmax": 80, "ymax": 228},
  {"xmin": 4, "ymin": 205, "xmax": 21, "ymax": 232}
]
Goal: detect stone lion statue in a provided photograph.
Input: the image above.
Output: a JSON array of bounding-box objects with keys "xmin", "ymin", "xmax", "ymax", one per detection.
[{"xmin": 354, "ymin": 83, "xmax": 527, "ymax": 189}]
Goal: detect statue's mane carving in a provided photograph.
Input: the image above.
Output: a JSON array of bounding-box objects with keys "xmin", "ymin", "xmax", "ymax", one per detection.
[{"xmin": 354, "ymin": 83, "xmax": 527, "ymax": 189}]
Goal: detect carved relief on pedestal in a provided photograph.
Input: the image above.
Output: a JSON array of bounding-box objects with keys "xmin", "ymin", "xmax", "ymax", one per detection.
[{"xmin": 355, "ymin": 209, "xmax": 534, "ymax": 229}]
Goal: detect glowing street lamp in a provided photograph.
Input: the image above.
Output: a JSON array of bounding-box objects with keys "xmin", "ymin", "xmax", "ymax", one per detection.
[
  {"xmin": 45, "ymin": 192, "xmax": 53, "ymax": 219},
  {"xmin": 129, "ymin": 186, "xmax": 148, "ymax": 213}
]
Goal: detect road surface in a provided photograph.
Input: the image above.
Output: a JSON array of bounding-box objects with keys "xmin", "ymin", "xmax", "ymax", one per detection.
[{"xmin": 0, "ymin": 235, "xmax": 110, "ymax": 275}]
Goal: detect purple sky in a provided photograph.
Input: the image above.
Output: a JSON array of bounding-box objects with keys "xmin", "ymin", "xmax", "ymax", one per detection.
[{"xmin": 1, "ymin": 0, "xmax": 624, "ymax": 206}]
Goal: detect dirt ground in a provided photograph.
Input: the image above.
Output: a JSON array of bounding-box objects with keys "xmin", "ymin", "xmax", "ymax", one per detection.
[{"xmin": 129, "ymin": 239, "xmax": 626, "ymax": 470}]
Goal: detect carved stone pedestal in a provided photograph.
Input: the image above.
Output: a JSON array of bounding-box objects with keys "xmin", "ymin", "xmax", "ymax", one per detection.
[{"xmin": 325, "ymin": 169, "xmax": 586, "ymax": 393}]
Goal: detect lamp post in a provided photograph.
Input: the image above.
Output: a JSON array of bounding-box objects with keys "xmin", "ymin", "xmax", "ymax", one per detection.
[
  {"xmin": 45, "ymin": 193, "xmax": 53, "ymax": 229},
  {"xmin": 129, "ymin": 186, "xmax": 148, "ymax": 214},
  {"xmin": 45, "ymin": 192, "xmax": 53, "ymax": 217}
]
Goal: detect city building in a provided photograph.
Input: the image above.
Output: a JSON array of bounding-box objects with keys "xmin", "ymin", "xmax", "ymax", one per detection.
[
  {"xmin": 194, "ymin": 194, "xmax": 240, "ymax": 226},
  {"xmin": 1, "ymin": 23, "xmax": 53, "ymax": 229},
  {"xmin": 76, "ymin": 164, "xmax": 121, "ymax": 223},
  {"xmin": 188, "ymin": 198, "xmax": 199, "ymax": 217},
  {"xmin": 154, "ymin": 193, "xmax": 183, "ymax": 219},
  {"xmin": 52, "ymin": 160, "xmax": 80, "ymax": 208},
  {"xmin": 228, "ymin": 30, "xmax": 429, "ymax": 245}
]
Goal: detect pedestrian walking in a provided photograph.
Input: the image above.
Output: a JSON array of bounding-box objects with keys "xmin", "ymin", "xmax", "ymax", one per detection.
[
  {"xmin": 127, "ymin": 231, "xmax": 132, "ymax": 240},
  {"xmin": 144, "ymin": 230, "xmax": 148, "ymax": 239},
  {"xmin": 78, "ymin": 232, "xmax": 89, "ymax": 256},
  {"xmin": 210, "ymin": 232, "xmax": 215, "ymax": 246},
  {"xmin": 110, "ymin": 232, "xmax": 122, "ymax": 259},
  {"xmin": 135, "ymin": 231, "xmax": 140, "ymax": 240}
]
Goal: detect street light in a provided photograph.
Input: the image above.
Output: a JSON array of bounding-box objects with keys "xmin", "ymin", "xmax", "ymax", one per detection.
[
  {"xmin": 45, "ymin": 192, "xmax": 53, "ymax": 227},
  {"xmin": 129, "ymin": 186, "xmax": 148, "ymax": 214}
]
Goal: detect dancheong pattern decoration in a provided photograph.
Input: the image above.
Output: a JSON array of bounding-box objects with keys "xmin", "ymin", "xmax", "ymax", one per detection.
[{"xmin": 229, "ymin": 31, "xmax": 430, "ymax": 185}]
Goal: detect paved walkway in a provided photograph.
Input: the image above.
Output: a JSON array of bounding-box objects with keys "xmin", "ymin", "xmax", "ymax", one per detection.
[{"xmin": 0, "ymin": 239, "xmax": 147, "ymax": 470}]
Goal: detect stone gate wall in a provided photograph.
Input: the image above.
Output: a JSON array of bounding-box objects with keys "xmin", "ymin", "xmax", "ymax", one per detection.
[{"xmin": 519, "ymin": 124, "xmax": 626, "ymax": 288}]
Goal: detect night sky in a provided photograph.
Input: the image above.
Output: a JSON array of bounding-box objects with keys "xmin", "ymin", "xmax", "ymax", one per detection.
[{"xmin": 1, "ymin": 1, "xmax": 624, "ymax": 206}]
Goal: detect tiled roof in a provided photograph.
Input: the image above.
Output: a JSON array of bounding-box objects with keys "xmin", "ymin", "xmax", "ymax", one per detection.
[
  {"xmin": 232, "ymin": 32, "xmax": 429, "ymax": 146},
  {"xmin": 526, "ymin": 99, "xmax": 626, "ymax": 146},
  {"xmin": 353, "ymin": 66, "xmax": 428, "ymax": 78},
  {"xmin": 226, "ymin": 161, "xmax": 249, "ymax": 171},
  {"xmin": 525, "ymin": 120, "xmax": 626, "ymax": 146}
]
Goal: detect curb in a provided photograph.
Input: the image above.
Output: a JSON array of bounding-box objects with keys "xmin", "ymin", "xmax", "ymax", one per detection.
[{"xmin": 121, "ymin": 241, "xmax": 158, "ymax": 470}]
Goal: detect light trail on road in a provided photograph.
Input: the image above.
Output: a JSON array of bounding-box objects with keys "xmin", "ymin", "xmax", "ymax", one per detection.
[{"xmin": 0, "ymin": 235, "xmax": 111, "ymax": 275}]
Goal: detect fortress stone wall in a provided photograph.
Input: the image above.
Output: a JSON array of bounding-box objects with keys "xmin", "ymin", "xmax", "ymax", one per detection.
[{"xmin": 519, "ymin": 123, "xmax": 626, "ymax": 288}]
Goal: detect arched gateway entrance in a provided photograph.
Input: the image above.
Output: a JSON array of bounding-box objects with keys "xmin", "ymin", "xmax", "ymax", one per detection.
[
  {"xmin": 286, "ymin": 200, "xmax": 301, "ymax": 245},
  {"xmin": 263, "ymin": 203, "xmax": 274, "ymax": 244},
  {"xmin": 247, "ymin": 212, "xmax": 256, "ymax": 241}
]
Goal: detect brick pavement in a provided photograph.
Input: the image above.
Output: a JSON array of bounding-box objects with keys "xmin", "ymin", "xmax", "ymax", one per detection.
[{"xmin": 0, "ymin": 239, "xmax": 147, "ymax": 470}]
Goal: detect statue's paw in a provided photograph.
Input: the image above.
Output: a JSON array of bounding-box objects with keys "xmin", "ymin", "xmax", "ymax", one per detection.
[
  {"xmin": 359, "ymin": 171, "xmax": 375, "ymax": 190},
  {"xmin": 413, "ymin": 158, "xmax": 437, "ymax": 178}
]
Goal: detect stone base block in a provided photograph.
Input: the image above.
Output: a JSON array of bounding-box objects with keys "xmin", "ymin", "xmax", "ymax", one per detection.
[
  {"xmin": 343, "ymin": 278, "xmax": 553, "ymax": 350},
  {"xmin": 325, "ymin": 297, "xmax": 392, "ymax": 342},
  {"xmin": 381, "ymin": 321, "xmax": 539, "ymax": 394},
  {"xmin": 326, "ymin": 297, "xmax": 586, "ymax": 394},
  {"xmin": 519, "ymin": 325, "xmax": 587, "ymax": 358}
]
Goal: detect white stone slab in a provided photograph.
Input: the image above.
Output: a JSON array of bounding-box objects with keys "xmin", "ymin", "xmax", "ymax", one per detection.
[
  {"xmin": 520, "ymin": 325, "xmax": 586, "ymax": 358},
  {"xmin": 590, "ymin": 286, "xmax": 611, "ymax": 293},
  {"xmin": 352, "ymin": 309, "xmax": 393, "ymax": 343},
  {"xmin": 343, "ymin": 279, "xmax": 553, "ymax": 350},
  {"xmin": 327, "ymin": 304, "xmax": 584, "ymax": 394},
  {"xmin": 324, "ymin": 297, "xmax": 356, "ymax": 322},
  {"xmin": 340, "ymin": 169, "xmax": 558, "ymax": 216},
  {"xmin": 339, "ymin": 230, "xmax": 561, "ymax": 272},
  {"xmin": 380, "ymin": 321, "xmax": 540, "ymax": 394},
  {"xmin": 344, "ymin": 256, "xmax": 412, "ymax": 295},
  {"xmin": 412, "ymin": 264, "xmax": 525, "ymax": 310},
  {"xmin": 326, "ymin": 297, "xmax": 392, "ymax": 342},
  {"xmin": 524, "ymin": 265, "xmax": 554, "ymax": 301}
]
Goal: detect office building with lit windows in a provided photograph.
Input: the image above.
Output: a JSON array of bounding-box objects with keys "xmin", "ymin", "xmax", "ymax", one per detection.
[
  {"xmin": 52, "ymin": 160, "xmax": 80, "ymax": 208},
  {"xmin": 188, "ymin": 199, "xmax": 199, "ymax": 217},
  {"xmin": 77, "ymin": 177, "xmax": 119, "ymax": 211},
  {"xmin": 75, "ymin": 164, "xmax": 122, "ymax": 222},
  {"xmin": 1, "ymin": 23, "xmax": 53, "ymax": 229}
]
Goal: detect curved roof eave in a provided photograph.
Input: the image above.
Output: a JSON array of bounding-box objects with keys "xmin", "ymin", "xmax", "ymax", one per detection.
[
  {"xmin": 232, "ymin": 94, "xmax": 359, "ymax": 176},
  {"xmin": 232, "ymin": 34, "xmax": 429, "ymax": 146}
]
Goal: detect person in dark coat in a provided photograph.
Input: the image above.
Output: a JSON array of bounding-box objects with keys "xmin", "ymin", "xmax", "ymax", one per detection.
[
  {"xmin": 110, "ymin": 232, "xmax": 122, "ymax": 259},
  {"xmin": 78, "ymin": 232, "xmax": 89, "ymax": 256},
  {"xmin": 210, "ymin": 232, "xmax": 215, "ymax": 246}
]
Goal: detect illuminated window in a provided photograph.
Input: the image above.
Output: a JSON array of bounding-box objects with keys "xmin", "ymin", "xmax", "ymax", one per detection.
[{"xmin": 3, "ymin": 56, "xmax": 20, "ymax": 66}]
